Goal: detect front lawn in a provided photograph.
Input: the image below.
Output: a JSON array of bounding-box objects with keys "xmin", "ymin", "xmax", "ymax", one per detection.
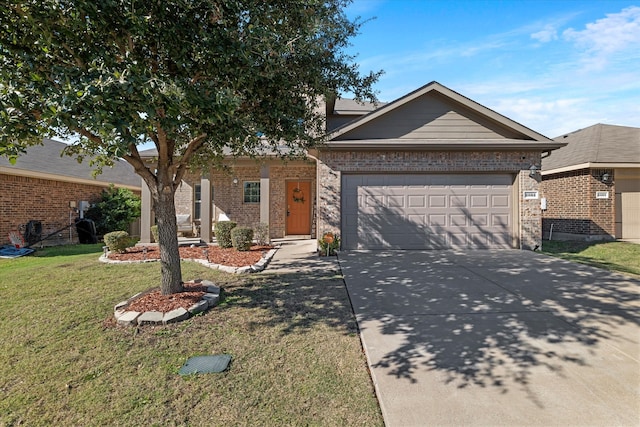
[
  {"xmin": 0, "ymin": 244, "xmax": 382, "ymax": 426},
  {"xmin": 542, "ymin": 240, "xmax": 640, "ymax": 277}
]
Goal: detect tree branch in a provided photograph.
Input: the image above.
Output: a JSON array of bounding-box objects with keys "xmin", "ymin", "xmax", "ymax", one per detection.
[
  {"xmin": 173, "ymin": 133, "xmax": 208, "ymax": 184},
  {"xmin": 123, "ymin": 143, "xmax": 156, "ymax": 188}
]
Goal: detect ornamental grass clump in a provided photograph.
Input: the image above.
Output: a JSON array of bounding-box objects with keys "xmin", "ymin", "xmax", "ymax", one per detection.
[
  {"xmin": 231, "ymin": 227, "xmax": 254, "ymax": 252},
  {"xmin": 215, "ymin": 221, "xmax": 237, "ymax": 248},
  {"xmin": 103, "ymin": 231, "xmax": 131, "ymax": 253}
]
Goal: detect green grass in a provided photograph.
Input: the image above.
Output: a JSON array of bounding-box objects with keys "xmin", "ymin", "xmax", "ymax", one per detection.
[
  {"xmin": 0, "ymin": 245, "xmax": 382, "ymax": 426},
  {"xmin": 542, "ymin": 240, "xmax": 640, "ymax": 277}
]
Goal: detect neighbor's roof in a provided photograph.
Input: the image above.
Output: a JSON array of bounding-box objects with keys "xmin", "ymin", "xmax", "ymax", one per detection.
[
  {"xmin": 0, "ymin": 139, "xmax": 141, "ymax": 189},
  {"xmin": 542, "ymin": 124, "xmax": 640, "ymax": 173}
]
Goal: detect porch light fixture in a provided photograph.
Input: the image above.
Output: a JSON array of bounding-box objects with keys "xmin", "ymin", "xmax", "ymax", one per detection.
[
  {"xmin": 232, "ymin": 177, "xmax": 238, "ymax": 185},
  {"xmin": 529, "ymin": 164, "xmax": 540, "ymax": 178},
  {"xmin": 600, "ymin": 172, "xmax": 611, "ymax": 184}
]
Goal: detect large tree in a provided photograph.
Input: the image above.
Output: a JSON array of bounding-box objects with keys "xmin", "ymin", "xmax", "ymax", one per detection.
[{"xmin": 0, "ymin": 1, "xmax": 380, "ymax": 294}]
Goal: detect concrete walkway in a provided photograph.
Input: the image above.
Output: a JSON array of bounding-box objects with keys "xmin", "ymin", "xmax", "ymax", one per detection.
[
  {"xmin": 339, "ymin": 250, "xmax": 640, "ymax": 427},
  {"xmin": 266, "ymin": 238, "xmax": 340, "ymax": 275}
]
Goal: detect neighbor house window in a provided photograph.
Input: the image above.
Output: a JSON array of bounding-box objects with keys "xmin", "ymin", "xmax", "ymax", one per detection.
[
  {"xmin": 194, "ymin": 184, "xmax": 202, "ymax": 219},
  {"xmin": 243, "ymin": 181, "xmax": 260, "ymax": 203}
]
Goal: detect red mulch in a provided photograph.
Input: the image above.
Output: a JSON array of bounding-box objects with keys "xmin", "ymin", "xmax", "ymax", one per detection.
[
  {"xmin": 107, "ymin": 244, "xmax": 272, "ymax": 267},
  {"xmin": 125, "ymin": 281, "xmax": 208, "ymax": 313},
  {"xmin": 111, "ymin": 244, "xmax": 272, "ymax": 314}
]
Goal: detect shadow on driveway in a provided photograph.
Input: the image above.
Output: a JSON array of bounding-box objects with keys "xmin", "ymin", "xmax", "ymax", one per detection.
[{"xmin": 340, "ymin": 250, "xmax": 640, "ymax": 426}]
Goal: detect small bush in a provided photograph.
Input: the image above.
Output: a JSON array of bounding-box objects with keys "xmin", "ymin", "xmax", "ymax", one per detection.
[
  {"xmin": 85, "ymin": 184, "xmax": 141, "ymax": 236},
  {"xmin": 150, "ymin": 225, "xmax": 159, "ymax": 243},
  {"xmin": 104, "ymin": 231, "xmax": 131, "ymax": 253},
  {"xmin": 318, "ymin": 232, "xmax": 340, "ymax": 256},
  {"xmin": 215, "ymin": 221, "xmax": 237, "ymax": 248},
  {"xmin": 254, "ymin": 222, "xmax": 270, "ymax": 246},
  {"xmin": 231, "ymin": 227, "xmax": 254, "ymax": 251}
]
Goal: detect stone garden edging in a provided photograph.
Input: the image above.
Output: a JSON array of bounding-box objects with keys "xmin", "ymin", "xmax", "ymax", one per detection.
[
  {"xmin": 99, "ymin": 246, "xmax": 279, "ymax": 274},
  {"xmin": 113, "ymin": 279, "xmax": 220, "ymax": 327},
  {"xmin": 106, "ymin": 246, "xmax": 279, "ymax": 326}
]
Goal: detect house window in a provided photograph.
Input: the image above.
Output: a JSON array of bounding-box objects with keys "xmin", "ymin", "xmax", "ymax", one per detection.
[
  {"xmin": 243, "ymin": 181, "xmax": 260, "ymax": 203},
  {"xmin": 194, "ymin": 184, "xmax": 202, "ymax": 219}
]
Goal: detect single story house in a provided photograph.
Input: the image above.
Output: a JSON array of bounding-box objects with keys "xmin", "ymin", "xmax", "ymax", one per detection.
[
  {"xmin": 541, "ymin": 123, "xmax": 640, "ymax": 241},
  {"xmin": 139, "ymin": 81, "xmax": 564, "ymax": 250},
  {"xmin": 0, "ymin": 138, "xmax": 141, "ymax": 246}
]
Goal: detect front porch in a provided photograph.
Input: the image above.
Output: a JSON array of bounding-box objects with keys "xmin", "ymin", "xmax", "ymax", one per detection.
[{"xmin": 138, "ymin": 158, "xmax": 317, "ymax": 244}]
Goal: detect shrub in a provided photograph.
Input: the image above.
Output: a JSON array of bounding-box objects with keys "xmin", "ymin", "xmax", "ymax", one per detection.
[
  {"xmin": 85, "ymin": 185, "xmax": 141, "ymax": 236},
  {"xmin": 318, "ymin": 232, "xmax": 340, "ymax": 256},
  {"xmin": 150, "ymin": 225, "xmax": 159, "ymax": 243},
  {"xmin": 254, "ymin": 222, "xmax": 270, "ymax": 246},
  {"xmin": 104, "ymin": 231, "xmax": 131, "ymax": 253},
  {"xmin": 215, "ymin": 221, "xmax": 237, "ymax": 248},
  {"xmin": 231, "ymin": 227, "xmax": 254, "ymax": 251}
]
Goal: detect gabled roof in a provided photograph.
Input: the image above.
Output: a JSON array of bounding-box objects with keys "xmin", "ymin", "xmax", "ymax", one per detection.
[
  {"xmin": 0, "ymin": 139, "xmax": 141, "ymax": 189},
  {"xmin": 324, "ymin": 81, "xmax": 565, "ymax": 151},
  {"xmin": 332, "ymin": 98, "xmax": 385, "ymax": 115},
  {"xmin": 542, "ymin": 124, "xmax": 640, "ymax": 173}
]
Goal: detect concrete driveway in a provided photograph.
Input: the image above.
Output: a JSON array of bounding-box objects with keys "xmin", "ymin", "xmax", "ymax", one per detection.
[{"xmin": 339, "ymin": 250, "xmax": 640, "ymax": 426}]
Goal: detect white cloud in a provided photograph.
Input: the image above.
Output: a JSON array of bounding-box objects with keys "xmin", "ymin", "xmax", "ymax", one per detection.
[
  {"xmin": 563, "ymin": 6, "xmax": 640, "ymax": 68},
  {"xmin": 531, "ymin": 25, "xmax": 558, "ymax": 43}
]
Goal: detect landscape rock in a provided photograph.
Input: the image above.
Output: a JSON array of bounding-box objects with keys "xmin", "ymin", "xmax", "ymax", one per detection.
[
  {"xmin": 117, "ymin": 311, "xmax": 141, "ymax": 326},
  {"xmin": 163, "ymin": 308, "xmax": 190, "ymax": 324},
  {"xmin": 188, "ymin": 300, "xmax": 209, "ymax": 314},
  {"xmin": 137, "ymin": 311, "xmax": 164, "ymax": 325},
  {"xmin": 202, "ymin": 293, "xmax": 220, "ymax": 307}
]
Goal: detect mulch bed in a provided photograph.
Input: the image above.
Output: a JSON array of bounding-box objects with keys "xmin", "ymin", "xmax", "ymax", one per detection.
[
  {"xmin": 125, "ymin": 282, "xmax": 208, "ymax": 313},
  {"xmin": 110, "ymin": 244, "xmax": 273, "ymax": 314},
  {"xmin": 107, "ymin": 244, "xmax": 272, "ymax": 267}
]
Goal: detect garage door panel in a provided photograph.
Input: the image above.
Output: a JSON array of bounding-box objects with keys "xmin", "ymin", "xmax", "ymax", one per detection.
[
  {"xmin": 408, "ymin": 195, "xmax": 426, "ymax": 207},
  {"xmin": 471, "ymin": 214, "xmax": 489, "ymax": 226},
  {"xmin": 342, "ymin": 174, "xmax": 514, "ymax": 249},
  {"xmin": 450, "ymin": 195, "xmax": 467, "ymax": 207},
  {"xmin": 470, "ymin": 195, "xmax": 488, "ymax": 207},
  {"xmin": 450, "ymin": 214, "xmax": 468, "ymax": 226},
  {"xmin": 492, "ymin": 213, "xmax": 510, "ymax": 227}
]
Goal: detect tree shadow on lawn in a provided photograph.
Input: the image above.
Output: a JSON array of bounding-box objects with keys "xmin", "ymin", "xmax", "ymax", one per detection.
[
  {"xmin": 339, "ymin": 250, "xmax": 640, "ymax": 402},
  {"xmin": 220, "ymin": 268, "xmax": 360, "ymax": 337}
]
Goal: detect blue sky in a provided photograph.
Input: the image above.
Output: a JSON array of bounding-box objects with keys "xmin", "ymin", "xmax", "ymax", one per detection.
[{"xmin": 343, "ymin": 0, "xmax": 640, "ymax": 138}]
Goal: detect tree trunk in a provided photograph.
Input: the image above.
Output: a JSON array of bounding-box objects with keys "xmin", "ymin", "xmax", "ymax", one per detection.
[{"xmin": 154, "ymin": 189, "xmax": 183, "ymax": 295}]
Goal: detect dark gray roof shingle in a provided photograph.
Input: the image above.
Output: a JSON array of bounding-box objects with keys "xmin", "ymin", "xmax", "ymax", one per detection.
[
  {"xmin": 0, "ymin": 139, "xmax": 141, "ymax": 188},
  {"xmin": 543, "ymin": 124, "xmax": 640, "ymax": 171}
]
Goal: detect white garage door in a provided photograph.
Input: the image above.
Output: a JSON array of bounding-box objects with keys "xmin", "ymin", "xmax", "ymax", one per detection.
[{"xmin": 342, "ymin": 174, "xmax": 515, "ymax": 250}]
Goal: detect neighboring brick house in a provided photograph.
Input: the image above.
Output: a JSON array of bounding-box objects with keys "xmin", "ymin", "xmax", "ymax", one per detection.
[
  {"xmin": 541, "ymin": 124, "xmax": 640, "ymax": 241},
  {"xmin": 140, "ymin": 81, "xmax": 563, "ymax": 250},
  {"xmin": 0, "ymin": 139, "xmax": 141, "ymax": 246}
]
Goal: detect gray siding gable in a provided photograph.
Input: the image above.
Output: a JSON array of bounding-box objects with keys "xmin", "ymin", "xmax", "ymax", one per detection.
[
  {"xmin": 333, "ymin": 91, "xmax": 525, "ymax": 140},
  {"xmin": 330, "ymin": 81, "xmax": 551, "ymax": 143}
]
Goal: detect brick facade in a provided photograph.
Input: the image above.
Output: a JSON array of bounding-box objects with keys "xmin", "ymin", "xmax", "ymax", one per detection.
[
  {"xmin": 317, "ymin": 150, "xmax": 543, "ymax": 249},
  {"xmin": 269, "ymin": 162, "xmax": 316, "ymax": 238},
  {"xmin": 172, "ymin": 160, "xmax": 316, "ymax": 240},
  {"xmin": 540, "ymin": 168, "xmax": 615, "ymax": 239},
  {"xmin": 1, "ymin": 173, "xmax": 140, "ymax": 246}
]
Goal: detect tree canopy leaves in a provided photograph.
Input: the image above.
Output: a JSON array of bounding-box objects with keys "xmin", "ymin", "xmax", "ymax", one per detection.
[{"xmin": 0, "ymin": 0, "xmax": 380, "ymax": 294}]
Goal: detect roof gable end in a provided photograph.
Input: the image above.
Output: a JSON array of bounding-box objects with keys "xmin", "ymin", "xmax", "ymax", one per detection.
[{"xmin": 329, "ymin": 81, "xmax": 551, "ymax": 142}]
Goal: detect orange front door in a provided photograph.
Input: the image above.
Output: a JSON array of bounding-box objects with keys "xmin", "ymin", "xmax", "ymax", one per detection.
[{"xmin": 286, "ymin": 181, "xmax": 311, "ymax": 235}]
